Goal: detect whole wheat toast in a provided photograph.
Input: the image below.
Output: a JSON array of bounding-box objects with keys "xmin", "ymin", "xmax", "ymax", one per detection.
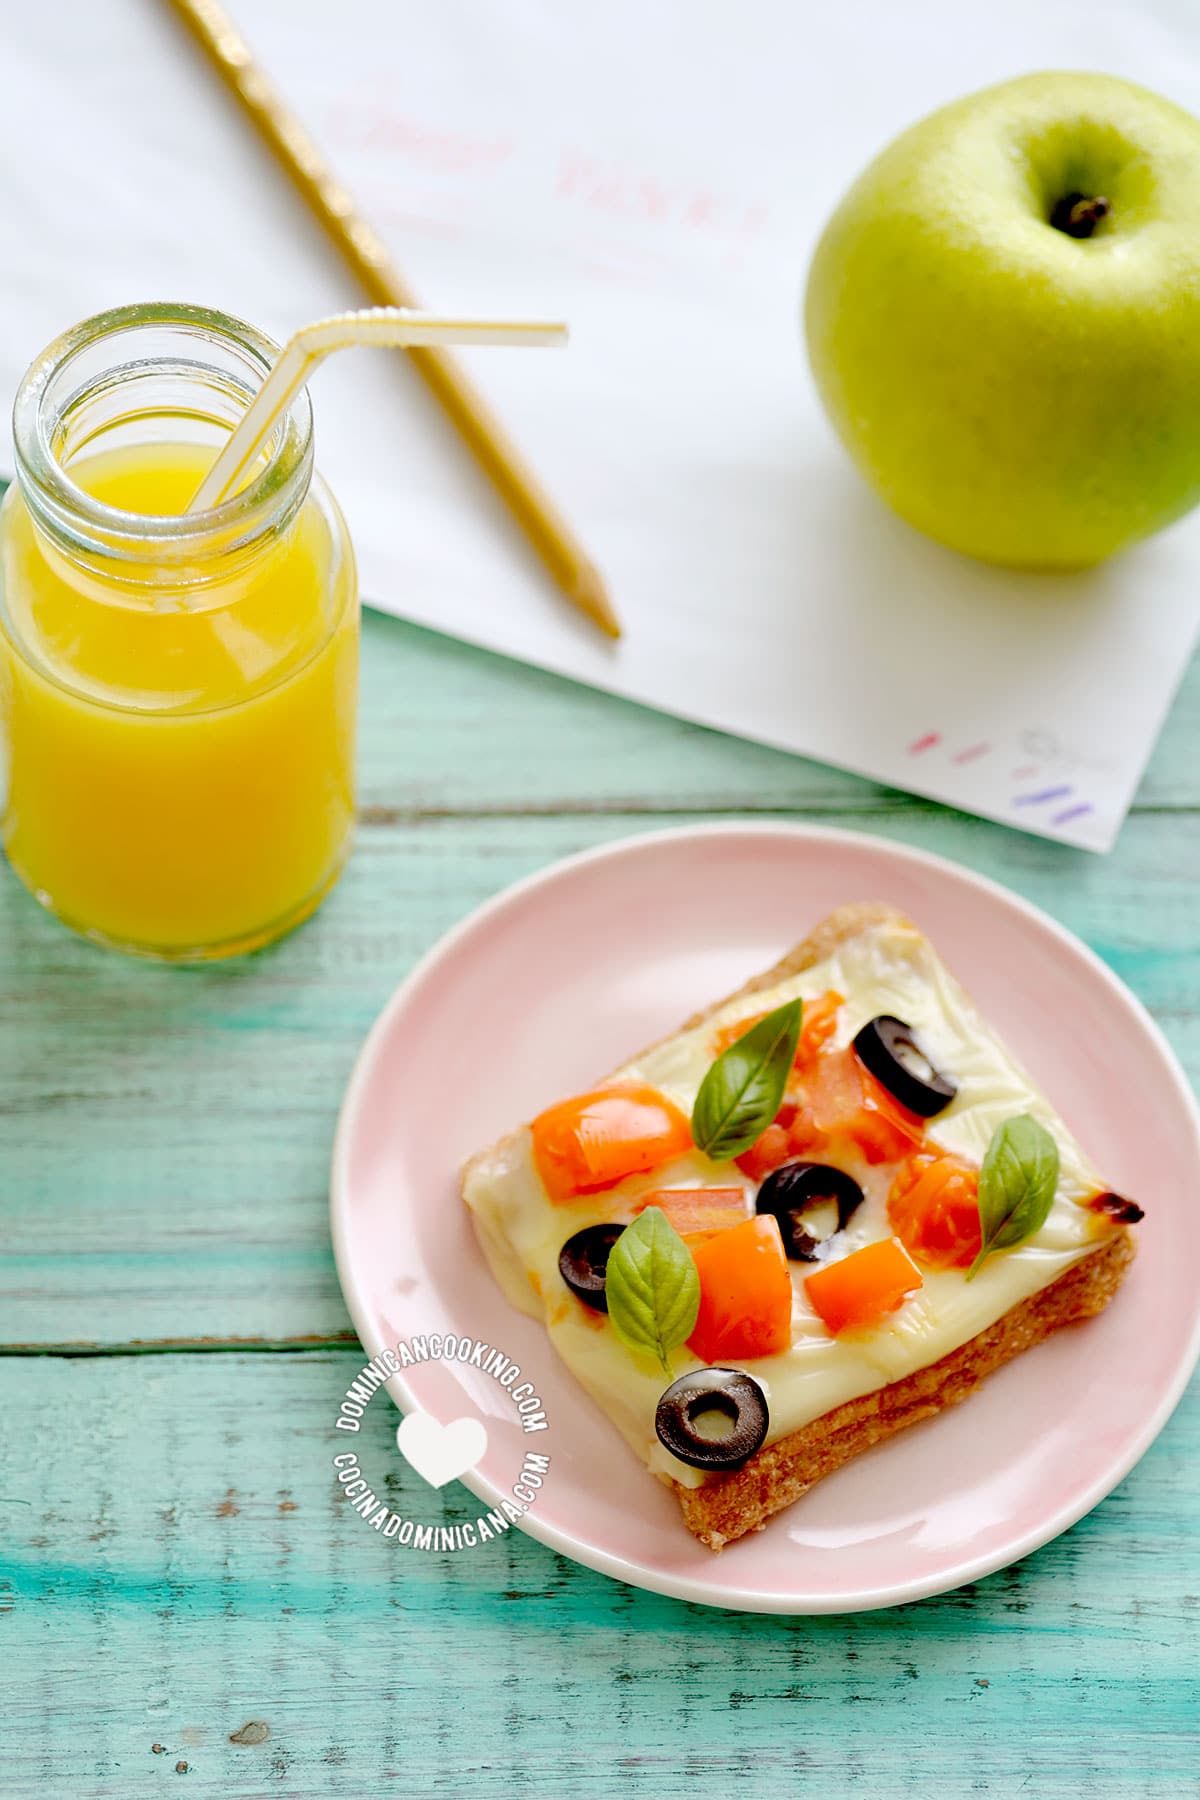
[{"xmin": 463, "ymin": 902, "xmax": 1137, "ymax": 1550}]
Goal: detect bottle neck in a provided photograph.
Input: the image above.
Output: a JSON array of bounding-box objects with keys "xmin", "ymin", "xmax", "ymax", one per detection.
[{"xmin": 12, "ymin": 302, "xmax": 313, "ymax": 603}]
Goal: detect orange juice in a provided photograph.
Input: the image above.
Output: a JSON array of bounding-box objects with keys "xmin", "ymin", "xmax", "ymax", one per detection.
[{"xmin": 0, "ymin": 304, "xmax": 359, "ymax": 959}]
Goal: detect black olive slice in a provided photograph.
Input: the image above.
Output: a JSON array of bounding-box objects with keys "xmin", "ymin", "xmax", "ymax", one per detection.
[
  {"xmin": 558, "ymin": 1223, "xmax": 625, "ymax": 1312},
  {"xmin": 654, "ymin": 1367, "xmax": 769, "ymax": 1471},
  {"xmin": 853, "ymin": 1014, "xmax": 957, "ymax": 1117},
  {"xmin": 756, "ymin": 1160, "xmax": 864, "ymax": 1260}
]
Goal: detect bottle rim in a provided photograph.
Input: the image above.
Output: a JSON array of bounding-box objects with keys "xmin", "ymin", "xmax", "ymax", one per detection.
[{"xmin": 11, "ymin": 300, "xmax": 314, "ymax": 568}]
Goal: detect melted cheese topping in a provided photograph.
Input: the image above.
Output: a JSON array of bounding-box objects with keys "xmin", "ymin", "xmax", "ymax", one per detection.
[{"xmin": 462, "ymin": 919, "xmax": 1115, "ymax": 1488}]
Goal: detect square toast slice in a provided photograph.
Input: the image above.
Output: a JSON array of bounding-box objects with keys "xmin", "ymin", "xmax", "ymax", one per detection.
[{"xmin": 462, "ymin": 903, "xmax": 1137, "ymax": 1549}]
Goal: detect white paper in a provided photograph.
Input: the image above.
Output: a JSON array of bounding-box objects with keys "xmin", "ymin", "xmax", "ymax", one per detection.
[{"xmin": 3, "ymin": 0, "xmax": 1199, "ymax": 849}]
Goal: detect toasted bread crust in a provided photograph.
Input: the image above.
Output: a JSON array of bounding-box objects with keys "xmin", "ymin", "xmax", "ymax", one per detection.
[{"xmin": 462, "ymin": 901, "xmax": 1136, "ymax": 1550}]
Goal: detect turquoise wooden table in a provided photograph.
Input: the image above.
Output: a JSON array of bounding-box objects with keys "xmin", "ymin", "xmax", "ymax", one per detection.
[{"xmin": 3, "ymin": 605, "xmax": 1199, "ymax": 1797}]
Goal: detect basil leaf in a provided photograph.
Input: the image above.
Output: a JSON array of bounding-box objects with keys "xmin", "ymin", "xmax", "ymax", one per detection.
[
  {"xmin": 691, "ymin": 998, "xmax": 803, "ymax": 1161},
  {"xmin": 967, "ymin": 1113, "xmax": 1060, "ymax": 1280},
  {"xmin": 605, "ymin": 1207, "xmax": 700, "ymax": 1376}
]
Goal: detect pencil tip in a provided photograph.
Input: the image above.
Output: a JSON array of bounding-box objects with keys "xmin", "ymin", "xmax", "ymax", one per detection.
[{"xmin": 572, "ymin": 563, "xmax": 622, "ymax": 639}]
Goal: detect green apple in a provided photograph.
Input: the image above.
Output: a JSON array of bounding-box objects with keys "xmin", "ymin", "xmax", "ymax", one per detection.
[{"xmin": 804, "ymin": 72, "xmax": 1200, "ymax": 569}]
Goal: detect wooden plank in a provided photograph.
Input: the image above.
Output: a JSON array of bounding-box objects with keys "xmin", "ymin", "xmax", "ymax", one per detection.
[
  {"xmin": 1, "ymin": 809, "xmax": 1196, "ymax": 1350},
  {"xmin": 2, "ymin": 1351, "xmax": 1196, "ymax": 1798},
  {"xmin": 357, "ymin": 610, "xmax": 1200, "ymax": 814}
]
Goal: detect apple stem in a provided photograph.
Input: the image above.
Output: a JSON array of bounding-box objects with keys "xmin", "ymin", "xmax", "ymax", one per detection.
[{"xmin": 1050, "ymin": 192, "xmax": 1111, "ymax": 239}]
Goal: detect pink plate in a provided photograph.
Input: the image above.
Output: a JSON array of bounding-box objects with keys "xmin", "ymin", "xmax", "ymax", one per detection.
[{"xmin": 331, "ymin": 823, "xmax": 1200, "ymax": 1613}]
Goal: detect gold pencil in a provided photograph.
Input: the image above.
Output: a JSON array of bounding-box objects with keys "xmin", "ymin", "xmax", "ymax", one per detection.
[{"xmin": 161, "ymin": 0, "xmax": 620, "ymax": 639}]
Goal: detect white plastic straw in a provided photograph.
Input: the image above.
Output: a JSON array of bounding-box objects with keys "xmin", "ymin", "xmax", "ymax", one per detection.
[{"xmin": 187, "ymin": 306, "xmax": 568, "ymax": 512}]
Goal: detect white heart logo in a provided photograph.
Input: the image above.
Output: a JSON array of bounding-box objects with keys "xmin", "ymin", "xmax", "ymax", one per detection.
[{"xmin": 395, "ymin": 1411, "xmax": 488, "ymax": 1490}]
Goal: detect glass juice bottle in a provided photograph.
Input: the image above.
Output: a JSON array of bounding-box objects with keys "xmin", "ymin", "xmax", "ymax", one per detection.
[{"xmin": 0, "ymin": 301, "xmax": 359, "ymax": 959}]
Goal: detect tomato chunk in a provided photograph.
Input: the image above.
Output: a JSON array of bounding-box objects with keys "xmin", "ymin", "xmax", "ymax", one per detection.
[
  {"xmin": 714, "ymin": 989, "xmax": 845, "ymax": 1069},
  {"xmin": 531, "ymin": 1082, "xmax": 692, "ymax": 1203},
  {"xmin": 688, "ymin": 1215, "xmax": 793, "ymax": 1362},
  {"xmin": 804, "ymin": 1238, "xmax": 923, "ymax": 1336},
  {"xmin": 735, "ymin": 1105, "xmax": 801, "ymax": 1180},
  {"xmin": 795, "ymin": 989, "xmax": 845, "ymax": 1067},
  {"xmin": 633, "ymin": 1187, "xmax": 749, "ymax": 1238},
  {"xmin": 735, "ymin": 1045, "xmax": 925, "ymax": 1180},
  {"xmin": 887, "ymin": 1148, "xmax": 982, "ymax": 1270},
  {"xmin": 809, "ymin": 1047, "xmax": 927, "ymax": 1165}
]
